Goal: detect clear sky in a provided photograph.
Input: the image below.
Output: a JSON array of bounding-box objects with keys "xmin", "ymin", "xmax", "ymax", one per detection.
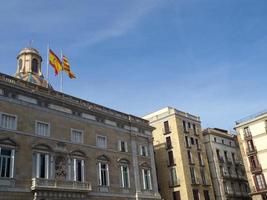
[{"xmin": 0, "ymin": 0, "xmax": 266, "ymax": 130}]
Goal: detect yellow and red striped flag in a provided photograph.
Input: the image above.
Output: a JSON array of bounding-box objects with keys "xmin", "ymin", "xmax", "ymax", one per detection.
[
  {"xmin": 49, "ymin": 49, "xmax": 62, "ymax": 75},
  {"xmin": 62, "ymin": 55, "xmax": 76, "ymax": 79}
]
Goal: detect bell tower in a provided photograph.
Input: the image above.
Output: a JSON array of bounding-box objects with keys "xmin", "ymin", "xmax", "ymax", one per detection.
[{"xmin": 15, "ymin": 47, "xmax": 50, "ymax": 88}]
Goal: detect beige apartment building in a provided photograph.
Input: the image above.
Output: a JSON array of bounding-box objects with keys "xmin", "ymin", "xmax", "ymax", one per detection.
[
  {"xmin": 144, "ymin": 107, "xmax": 214, "ymax": 200},
  {"xmin": 203, "ymin": 128, "xmax": 250, "ymax": 200},
  {"xmin": 235, "ymin": 111, "xmax": 267, "ymax": 200},
  {"xmin": 0, "ymin": 47, "xmax": 161, "ymax": 200}
]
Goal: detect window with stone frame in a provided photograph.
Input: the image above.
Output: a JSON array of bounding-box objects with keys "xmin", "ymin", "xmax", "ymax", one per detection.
[
  {"xmin": 35, "ymin": 121, "xmax": 50, "ymax": 137},
  {"xmin": 0, "ymin": 113, "xmax": 17, "ymax": 130},
  {"xmin": 96, "ymin": 135, "xmax": 107, "ymax": 149},
  {"xmin": 118, "ymin": 159, "xmax": 130, "ymax": 188},
  {"xmin": 0, "ymin": 147, "xmax": 15, "ymax": 178},
  {"xmin": 71, "ymin": 129, "xmax": 83, "ymax": 144},
  {"xmin": 118, "ymin": 140, "xmax": 128, "ymax": 152},
  {"xmin": 97, "ymin": 155, "xmax": 110, "ymax": 187}
]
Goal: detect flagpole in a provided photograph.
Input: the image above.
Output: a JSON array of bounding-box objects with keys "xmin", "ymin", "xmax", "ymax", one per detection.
[
  {"xmin": 46, "ymin": 44, "xmax": 49, "ymax": 82},
  {"xmin": 60, "ymin": 50, "xmax": 63, "ymax": 92}
]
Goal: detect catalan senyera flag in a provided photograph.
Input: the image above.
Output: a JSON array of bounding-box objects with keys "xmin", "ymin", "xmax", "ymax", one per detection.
[
  {"xmin": 49, "ymin": 49, "xmax": 62, "ymax": 75},
  {"xmin": 62, "ymin": 55, "xmax": 76, "ymax": 79}
]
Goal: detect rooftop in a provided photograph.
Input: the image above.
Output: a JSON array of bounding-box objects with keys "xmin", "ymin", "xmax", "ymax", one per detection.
[
  {"xmin": 235, "ymin": 110, "xmax": 267, "ymax": 125},
  {"xmin": 143, "ymin": 106, "xmax": 200, "ymax": 122},
  {"xmin": 0, "ymin": 72, "xmax": 150, "ymax": 127}
]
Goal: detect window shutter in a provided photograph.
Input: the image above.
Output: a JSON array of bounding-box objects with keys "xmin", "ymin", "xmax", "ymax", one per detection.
[
  {"xmin": 36, "ymin": 153, "xmax": 40, "ymax": 178},
  {"xmin": 142, "ymin": 169, "xmax": 146, "ymax": 190},
  {"xmin": 125, "ymin": 142, "xmax": 128, "ymax": 153},
  {"xmin": 106, "ymin": 164, "xmax": 110, "ymax": 186},
  {"xmin": 73, "ymin": 158, "xmax": 77, "ymax": 181},
  {"xmin": 45, "ymin": 154, "xmax": 49, "ymax": 179},
  {"xmin": 118, "ymin": 140, "xmax": 122, "ymax": 151},
  {"xmin": 145, "ymin": 146, "xmax": 148, "ymax": 156},
  {"xmin": 120, "ymin": 166, "xmax": 124, "ymax": 187},
  {"xmin": 98, "ymin": 162, "xmax": 102, "ymax": 185},
  {"xmin": 9, "ymin": 149, "xmax": 14, "ymax": 178},
  {"xmin": 127, "ymin": 166, "xmax": 130, "ymax": 188},
  {"xmin": 81, "ymin": 160, "xmax": 85, "ymax": 182},
  {"xmin": 148, "ymin": 170, "xmax": 152, "ymax": 190},
  {"xmin": 50, "ymin": 156, "xmax": 55, "ymax": 179}
]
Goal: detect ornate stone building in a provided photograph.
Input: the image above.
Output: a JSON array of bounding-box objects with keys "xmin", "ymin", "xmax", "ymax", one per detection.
[
  {"xmin": 144, "ymin": 107, "xmax": 215, "ymax": 200},
  {"xmin": 0, "ymin": 47, "xmax": 161, "ymax": 200}
]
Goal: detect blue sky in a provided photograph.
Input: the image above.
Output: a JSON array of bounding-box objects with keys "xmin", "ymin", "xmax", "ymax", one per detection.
[{"xmin": 0, "ymin": 0, "xmax": 266, "ymax": 130}]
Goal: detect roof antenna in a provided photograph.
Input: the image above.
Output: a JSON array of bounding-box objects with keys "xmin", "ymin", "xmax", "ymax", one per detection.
[{"xmin": 28, "ymin": 40, "xmax": 34, "ymax": 48}]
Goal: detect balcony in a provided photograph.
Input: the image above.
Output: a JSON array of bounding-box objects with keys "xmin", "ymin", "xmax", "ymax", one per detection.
[
  {"xmin": 169, "ymin": 178, "xmax": 180, "ymax": 188},
  {"xmin": 163, "ymin": 127, "xmax": 172, "ymax": 135},
  {"xmin": 250, "ymin": 165, "xmax": 262, "ymax": 174},
  {"xmin": 31, "ymin": 178, "xmax": 92, "ymax": 192},
  {"xmin": 250, "ymin": 186, "xmax": 267, "ymax": 195},
  {"xmin": 246, "ymin": 147, "xmax": 257, "ymax": 156},
  {"xmin": 191, "ymin": 177, "xmax": 201, "ymax": 185},
  {"xmin": 244, "ymin": 133, "xmax": 252, "ymax": 140}
]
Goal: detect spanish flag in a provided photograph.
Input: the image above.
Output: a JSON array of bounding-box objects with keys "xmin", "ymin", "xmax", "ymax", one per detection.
[
  {"xmin": 62, "ymin": 55, "xmax": 76, "ymax": 79},
  {"xmin": 49, "ymin": 49, "xmax": 62, "ymax": 75}
]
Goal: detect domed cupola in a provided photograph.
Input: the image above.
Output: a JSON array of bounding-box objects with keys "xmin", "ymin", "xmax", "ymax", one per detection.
[{"xmin": 15, "ymin": 47, "xmax": 51, "ymax": 88}]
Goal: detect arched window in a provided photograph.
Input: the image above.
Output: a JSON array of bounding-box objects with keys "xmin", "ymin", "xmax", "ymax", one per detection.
[
  {"xmin": 31, "ymin": 58, "xmax": 38, "ymax": 73},
  {"xmin": 18, "ymin": 59, "xmax": 22, "ymax": 71}
]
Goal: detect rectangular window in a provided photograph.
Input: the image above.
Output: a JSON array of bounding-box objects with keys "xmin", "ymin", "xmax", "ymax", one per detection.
[
  {"xmin": 200, "ymin": 167, "xmax": 206, "ymax": 185},
  {"xmin": 247, "ymin": 140, "xmax": 255, "ymax": 152},
  {"xmin": 73, "ymin": 158, "xmax": 84, "ymax": 182},
  {"xmin": 198, "ymin": 152, "xmax": 204, "ymax": 166},
  {"xmin": 170, "ymin": 167, "xmax": 178, "ymax": 186},
  {"xmin": 99, "ymin": 162, "xmax": 109, "ymax": 186},
  {"xmin": 188, "ymin": 150, "xmax": 193, "ymax": 164},
  {"xmin": 173, "ymin": 191, "xmax": 181, "ymax": 200},
  {"xmin": 0, "ymin": 148, "xmax": 15, "ymax": 178},
  {"xmin": 140, "ymin": 145, "xmax": 148, "ymax": 156},
  {"xmin": 36, "ymin": 121, "xmax": 50, "ymax": 137},
  {"xmin": 196, "ymin": 139, "xmax": 200, "ymax": 149},
  {"xmin": 164, "ymin": 121, "xmax": 170, "ymax": 134},
  {"xmin": 121, "ymin": 165, "xmax": 130, "ymax": 188},
  {"xmin": 193, "ymin": 189, "xmax": 199, "ymax": 200},
  {"xmin": 1, "ymin": 113, "xmax": 17, "ymax": 130},
  {"xmin": 244, "ymin": 127, "xmax": 251, "ymax": 137},
  {"xmin": 191, "ymin": 137, "xmax": 194, "ymax": 145},
  {"xmin": 142, "ymin": 169, "xmax": 152, "ymax": 190},
  {"xmin": 71, "ymin": 129, "xmax": 83, "ymax": 144},
  {"xmin": 35, "ymin": 153, "xmax": 49, "ymax": 179},
  {"xmin": 168, "ymin": 151, "xmax": 175, "ymax": 166},
  {"xmin": 193, "ymin": 124, "xmax": 197, "ymax": 135},
  {"xmin": 183, "ymin": 120, "xmax": 188, "ymax": 133},
  {"xmin": 190, "ymin": 166, "xmax": 196, "ymax": 184},
  {"xmin": 255, "ymin": 174, "xmax": 266, "ymax": 190},
  {"xmin": 166, "ymin": 136, "xmax": 172, "ymax": 149},
  {"xmin": 97, "ymin": 135, "xmax": 107, "ymax": 149},
  {"xmin": 185, "ymin": 136, "xmax": 190, "ymax": 148},
  {"xmin": 204, "ymin": 190, "xmax": 210, "ymax": 200},
  {"xmin": 118, "ymin": 140, "xmax": 128, "ymax": 152},
  {"xmin": 231, "ymin": 153, "xmax": 235, "ymax": 162}
]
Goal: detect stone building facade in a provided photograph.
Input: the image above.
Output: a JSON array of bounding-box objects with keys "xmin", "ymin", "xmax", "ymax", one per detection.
[
  {"xmin": 0, "ymin": 47, "xmax": 161, "ymax": 200},
  {"xmin": 235, "ymin": 111, "xmax": 267, "ymax": 200},
  {"xmin": 203, "ymin": 128, "xmax": 250, "ymax": 200},
  {"xmin": 144, "ymin": 107, "xmax": 215, "ymax": 200}
]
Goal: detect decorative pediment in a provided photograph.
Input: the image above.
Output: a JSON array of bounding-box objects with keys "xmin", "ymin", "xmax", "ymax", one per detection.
[
  {"xmin": 96, "ymin": 154, "xmax": 110, "ymax": 162},
  {"xmin": 32, "ymin": 143, "xmax": 52, "ymax": 151},
  {"xmin": 70, "ymin": 150, "xmax": 86, "ymax": 157},
  {"xmin": 140, "ymin": 161, "xmax": 150, "ymax": 168},
  {"xmin": 0, "ymin": 137, "xmax": 18, "ymax": 147},
  {"xmin": 117, "ymin": 158, "xmax": 130, "ymax": 164}
]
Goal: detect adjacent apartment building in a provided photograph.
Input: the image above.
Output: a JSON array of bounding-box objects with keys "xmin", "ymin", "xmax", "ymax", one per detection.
[
  {"xmin": 235, "ymin": 111, "xmax": 267, "ymax": 200},
  {"xmin": 203, "ymin": 128, "xmax": 250, "ymax": 200},
  {"xmin": 144, "ymin": 107, "xmax": 214, "ymax": 200},
  {"xmin": 0, "ymin": 47, "xmax": 161, "ymax": 200}
]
